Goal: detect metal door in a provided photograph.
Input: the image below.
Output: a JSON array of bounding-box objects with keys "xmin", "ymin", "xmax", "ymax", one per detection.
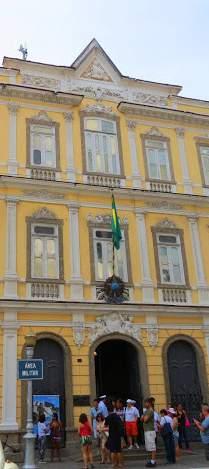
[
  {"xmin": 33, "ymin": 339, "xmax": 65, "ymax": 439},
  {"xmin": 167, "ymin": 340, "xmax": 202, "ymax": 440}
]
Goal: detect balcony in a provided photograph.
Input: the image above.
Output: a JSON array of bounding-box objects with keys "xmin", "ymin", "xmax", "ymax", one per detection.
[
  {"xmin": 86, "ymin": 174, "xmax": 122, "ymax": 188},
  {"xmin": 159, "ymin": 287, "xmax": 189, "ymax": 304},
  {"xmin": 31, "ymin": 168, "xmax": 56, "ymax": 181},
  {"xmin": 30, "ymin": 282, "xmax": 60, "ymax": 299}
]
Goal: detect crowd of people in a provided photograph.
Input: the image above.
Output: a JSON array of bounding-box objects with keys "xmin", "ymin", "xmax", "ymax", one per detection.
[{"xmin": 78, "ymin": 395, "xmax": 209, "ymax": 468}]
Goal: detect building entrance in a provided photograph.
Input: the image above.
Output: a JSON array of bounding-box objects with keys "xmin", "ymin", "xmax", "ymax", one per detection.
[{"xmin": 94, "ymin": 339, "xmax": 142, "ymax": 406}]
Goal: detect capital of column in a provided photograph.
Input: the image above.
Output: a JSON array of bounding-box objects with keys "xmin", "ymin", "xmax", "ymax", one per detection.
[
  {"xmin": 176, "ymin": 127, "xmax": 185, "ymax": 137},
  {"xmin": 63, "ymin": 111, "xmax": 73, "ymax": 121},
  {"xmin": 127, "ymin": 120, "xmax": 137, "ymax": 129},
  {"xmin": 8, "ymin": 103, "xmax": 20, "ymax": 114},
  {"xmin": 188, "ymin": 214, "xmax": 199, "ymax": 224},
  {"xmin": 68, "ymin": 202, "xmax": 80, "ymax": 213}
]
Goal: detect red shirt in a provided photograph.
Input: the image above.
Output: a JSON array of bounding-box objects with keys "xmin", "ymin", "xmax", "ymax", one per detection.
[{"xmin": 79, "ymin": 421, "xmax": 92, "ymax": 437}]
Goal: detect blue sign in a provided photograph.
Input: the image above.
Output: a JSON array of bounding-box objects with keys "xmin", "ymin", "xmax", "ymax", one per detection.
[{"xmin": 17, "ymin": 359, "xmax": 43, "ymax": 380}]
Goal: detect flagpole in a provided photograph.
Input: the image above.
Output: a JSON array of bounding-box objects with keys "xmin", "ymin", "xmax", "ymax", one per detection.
[{"xmin": 112, "ymin": 242, "xmax": 115, "ymax": 276}]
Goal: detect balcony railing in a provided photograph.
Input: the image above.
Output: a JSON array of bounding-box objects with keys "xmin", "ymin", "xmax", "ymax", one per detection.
[
  {"xmin": 86, "ymin": 174, "xmax": 122, "ymax": 188},
  {"xmin": 160, "ymin": 287, "xmax": 188, "ymax": 304},
  {"xmin": 31, "ymin": 282, "xmax": 59, "ymax": 299},
  {"xmin": 150, "ymin": 181, "xmax": 173, "ymax": 192},
  {"xmin": 31, "ymin": 168, "xmax": 56, "ymax": 181}
]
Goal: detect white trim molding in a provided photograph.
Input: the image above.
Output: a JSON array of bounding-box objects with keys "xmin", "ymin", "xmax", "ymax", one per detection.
[
  {"xmin": 63, "ymin": 112, "xmax": 75, "ymax": 182},
  {"xmin": 0, "ymin": 311, "xmax": 19, "ymax": 431},
  {"xmin": 4, "ymin": 200, "xmax": 18, "ymax": 298},
  {"xmin": 188, "ymin": 216, "xmax": 209, "ymax": 304},
  {"xmin": 8, "ymin": 103, "xmax": 19, "ymax": 175},
  {"xmin": 127, "ymin": 120, "xmax": 142, "ymax": 188},
  {"xmin": 176, "ymin": 128, "xmax": 192, "ymax": 194},
  {"xmin": 69, "ymin": 204, "xmax": 84, "ymax": 299},
  {"xmin": 135, "ymin": 211, "xmax": 154, "ymax": 303}
]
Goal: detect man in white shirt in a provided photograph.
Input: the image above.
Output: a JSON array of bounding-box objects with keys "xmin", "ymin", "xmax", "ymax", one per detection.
[
  {"xmin": 125, "ymin": 399, "xmax": 140, "ymax": 449},
  {"xmin": 98, "ymin": 395, "xmax": 108, "ymax": 418}
]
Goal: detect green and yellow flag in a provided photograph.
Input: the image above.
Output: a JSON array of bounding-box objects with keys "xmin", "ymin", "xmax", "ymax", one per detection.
[{"xmin": 111, "ymin": 194, "xmax": 122, "ymax": 250}]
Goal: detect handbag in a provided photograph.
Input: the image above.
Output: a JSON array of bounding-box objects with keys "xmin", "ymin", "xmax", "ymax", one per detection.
[{"xmin": 185, "ymin": 417, "xmax": 191, "ymax": 428}]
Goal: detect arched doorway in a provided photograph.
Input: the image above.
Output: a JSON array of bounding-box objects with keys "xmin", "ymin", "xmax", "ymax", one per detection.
[
  {"xmin": 33, "ymin": 338, "xmax": 65, "ymax": 438},
  {"xmin": 167, "ymin": 339, "xmax": 202, "ymax": 439},
  {"xmin": 91, "ymin": 336, "xmax": 149, "ymax": 408}
]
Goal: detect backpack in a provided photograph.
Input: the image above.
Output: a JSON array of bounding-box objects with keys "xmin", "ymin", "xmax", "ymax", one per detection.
[{"xmin": 161, "ymin": 417, "xmax": 173, "ymax": 438}]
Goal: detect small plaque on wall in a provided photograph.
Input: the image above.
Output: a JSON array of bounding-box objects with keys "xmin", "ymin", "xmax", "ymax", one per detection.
[{"xmin": 73, "ymin": 395, "xmax": 90, "ymax": 406}]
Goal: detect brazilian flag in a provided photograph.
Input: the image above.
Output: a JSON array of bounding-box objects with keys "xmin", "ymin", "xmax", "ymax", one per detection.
[{"xmin": 111, "ymin": 194, "xmax": 122, "ymax": 250}]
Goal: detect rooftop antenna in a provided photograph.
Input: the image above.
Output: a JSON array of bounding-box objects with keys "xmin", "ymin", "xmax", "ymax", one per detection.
[{"xmin": 18, "ymin": 43, "xmax": 28, "ymax": 60}]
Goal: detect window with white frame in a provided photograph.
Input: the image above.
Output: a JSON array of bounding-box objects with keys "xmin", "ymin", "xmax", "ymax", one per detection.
[
  {"xmin": 144, "ymin": 138, "xmax": 171, "ymax": 181},
  {"xmin": 199, "ymin": 145, "xmax": 209, "ymax": 185},
  {"xmin": 30, "ymin": 124, "xmax": 56, "ymax": 168},
  {"xmin": 31, "ymin": 224, "xmax": 59, "ymax": 279},
  {"xmin": 93, "ymin": 228, "xmax": 128, "ymax": 281},
  {"xmin": 156, "ymin": 233, "xmax": 185, "ymax": 285},
  {"xmin": 84, "ymin": 118, "xmax": 121, "ymax": 174}
]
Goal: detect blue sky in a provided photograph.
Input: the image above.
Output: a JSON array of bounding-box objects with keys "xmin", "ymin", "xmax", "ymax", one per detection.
[{"xmin": 1, "ymin": 0, "xmax": 209, "ymax": 100}]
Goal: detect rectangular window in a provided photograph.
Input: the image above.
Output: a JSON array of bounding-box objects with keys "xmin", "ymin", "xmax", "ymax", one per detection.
[
  {"xmin": 31, "ymin": 224, "xmax": 59, "ymax": 279},
  {"xmin": 84, "ymin": 118, "xmax": 120, "ymax": 175},
  {"xmin": 145, "ymin": 139, "xmax": 171, "ymax": 181},
  {"xmin": 199, "ymin": 145, "xmax": 209, "ymax": 185},
  {"xmin": 157, "ymin": 233, "xmax": 185, "ymax": 285},
  {"xmin": 30, "ymin": 125, "xmax": 56, "ymax": 168},
  {"xmin": 93, "ymin": 229, "xmax": 128, "ymax": 281}
]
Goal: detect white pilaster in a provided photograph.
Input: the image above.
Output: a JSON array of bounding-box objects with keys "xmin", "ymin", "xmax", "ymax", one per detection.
[
  {"xmin": 176, "ymin": 128, "xmax": 192, "ymax": 194},
  {"xmin": 189, "ymin": 216, "xmax": 209, "ymax": 304},
  {"xmin": 136, "ymin": 211, "xmax": 154, "ymax": 302},
  {"xmin": 127, "ymin": 120, "xmax": 142, "ymax": 188},
  {"xmin": 64, "ymin": 112, "xmax": 75, "ymax": 182},
  {"xmin": 69, "ymin": 203, "xmax": 83, "ymax": 299},
  {"xmin": 4, "ymin": 200, "xmax": 18, "ymax": 298},
  {"xmin": 8, "ymin": 104, "xmax": 19, "ymax": 175},
  {"xmin": 0, "ymin": 311, "xmax": 18, "ymax": 431}
]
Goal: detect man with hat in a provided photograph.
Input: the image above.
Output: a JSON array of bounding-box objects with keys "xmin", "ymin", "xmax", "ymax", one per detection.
[
  {"xmin": 98, "ymin": 395, "xmax": 108, "ymax": 418},
  {"xmin": 124, "ymin": 399, "xmax": 140, "ymax": 449}
]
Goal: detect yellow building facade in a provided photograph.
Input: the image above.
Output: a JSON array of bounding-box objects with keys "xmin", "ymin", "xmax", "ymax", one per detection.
[{"xmin": 0, "ymin": 39, "xmax": 209, "ymax": 443}]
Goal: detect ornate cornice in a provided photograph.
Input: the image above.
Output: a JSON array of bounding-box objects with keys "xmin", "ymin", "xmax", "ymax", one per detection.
[
  {"xmin": 0, "ymin": 84, "xmax": 83, "ymax": 106},
  {"xmin": 118, "ymin": 102, "xmax": 209, "ymax": 126}
]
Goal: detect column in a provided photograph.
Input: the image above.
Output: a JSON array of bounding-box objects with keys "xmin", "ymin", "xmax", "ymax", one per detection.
[
  {"xmin": 136, "ymin": 211, "xmax": 154, "ymax": 302},
  {"xmin": 203, "ymin": 318, "xmax": 209, "ymax": 364},
  {"xmin": 69, "ymin": 203, "xmax": 83, "ymax": 299},
  {"xmin": 64, "ymin": 112, "xmax": 75, "ymax": 182},
  {"xmin": 127, "ymin": 120, "xmax": 142, "ymax": 188},
  {"xmin": 176, "ymin": 128, "xmax": 192, "ymax": 194},
  {"xmin": 189, "ymin": 216, "xmax": 209, "ymax": 304},
  {"xmin": 4, "ymin": 200, "xmax": 18, "ymax": 298},
  {"xmin": 8, "ymin": 103, "xmax": 19, "ymax": 175},
  {"xmin": 0, "ymin": 311, "xmax": 18, "ymax": 430}
]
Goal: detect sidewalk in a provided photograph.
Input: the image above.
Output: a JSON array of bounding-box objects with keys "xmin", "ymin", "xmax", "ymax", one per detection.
[{"xmin": 34, "ymin": 448, "xmax": 209, "ymax": 469}]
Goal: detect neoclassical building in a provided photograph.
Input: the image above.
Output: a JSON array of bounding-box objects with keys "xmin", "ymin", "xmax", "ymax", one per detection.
[{"xmin": 0, "ymin": 39, "xmax": 209, "ymax": 443}]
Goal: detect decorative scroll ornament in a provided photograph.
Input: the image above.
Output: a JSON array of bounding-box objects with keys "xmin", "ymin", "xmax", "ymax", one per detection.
[
  {"xmin": 89, "ymin": 313, "xmax": 141, "ymax": 344},
  {"xmin": 30, "ymin": 111, "xmax": 53, "ymax": 122},
  {"xmin": 73, "ymin": 321, "xmax": 85, "ymax": 347},
  {"xmin": 32, "ymin": 207, "xmax": 56, "ymax": 219},
  {"xmin": 155, "ymin": 218, "xmax": 177, "ymax": 229},
  {"xmin": 81, "ymin": 58, "xmax": 112, "ymax": 82},
  {"xmin": 147, "ymin": 325, "xmax": 158, "ymax": 347}
]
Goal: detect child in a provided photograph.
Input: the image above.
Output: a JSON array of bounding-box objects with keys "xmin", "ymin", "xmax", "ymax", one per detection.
[
  {"xmin": 96, "ymin": 413, "xmax": 110, "ymax": 464},
  {"xmin": 37, "ymin": 414, "xmax": 49, "ymax": 462},
  {"xmin": 78, "ymin": 413, "xmax": 94, "ymax": 469}
]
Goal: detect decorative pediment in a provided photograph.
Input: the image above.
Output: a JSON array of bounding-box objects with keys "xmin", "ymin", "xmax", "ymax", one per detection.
[
  {"xmin": 83, "ymin": 104, "xmax": 113, "ymax": 114},
  {"xmin": 87, "ymin": 214, "xmax": 128, "ymax": 225},
  {"xmin": 30, "ymin": 111, "xmax": 53, "ymax": 122},
  {"xmin": 155, "ymin": 218, "xmax": 177, "ymax": 229},
  {"xmin": 81, "ymin": 57, "xmax": 113, "ymax": 82},
  {"xmin": 144, "ymin": 127, "xmax": 165, "ymax": 138},
  {"xmin": 32, "ymin": 207, "xmax": 57, "ymax": 219}
]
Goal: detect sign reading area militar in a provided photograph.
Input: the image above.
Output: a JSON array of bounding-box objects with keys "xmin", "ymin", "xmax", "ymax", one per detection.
[{"xmin": 17, "ymin": 359, "xmax": 43, "ymax": 380}]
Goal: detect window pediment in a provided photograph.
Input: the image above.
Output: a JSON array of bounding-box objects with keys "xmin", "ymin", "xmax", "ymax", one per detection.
[
  {"xmin": 32, "ymin": 207, "xmax": 57, "ymax": 220},
  {"xmin": 154, "ymin": 218, "xmax": 177, "ymax": 230}
]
